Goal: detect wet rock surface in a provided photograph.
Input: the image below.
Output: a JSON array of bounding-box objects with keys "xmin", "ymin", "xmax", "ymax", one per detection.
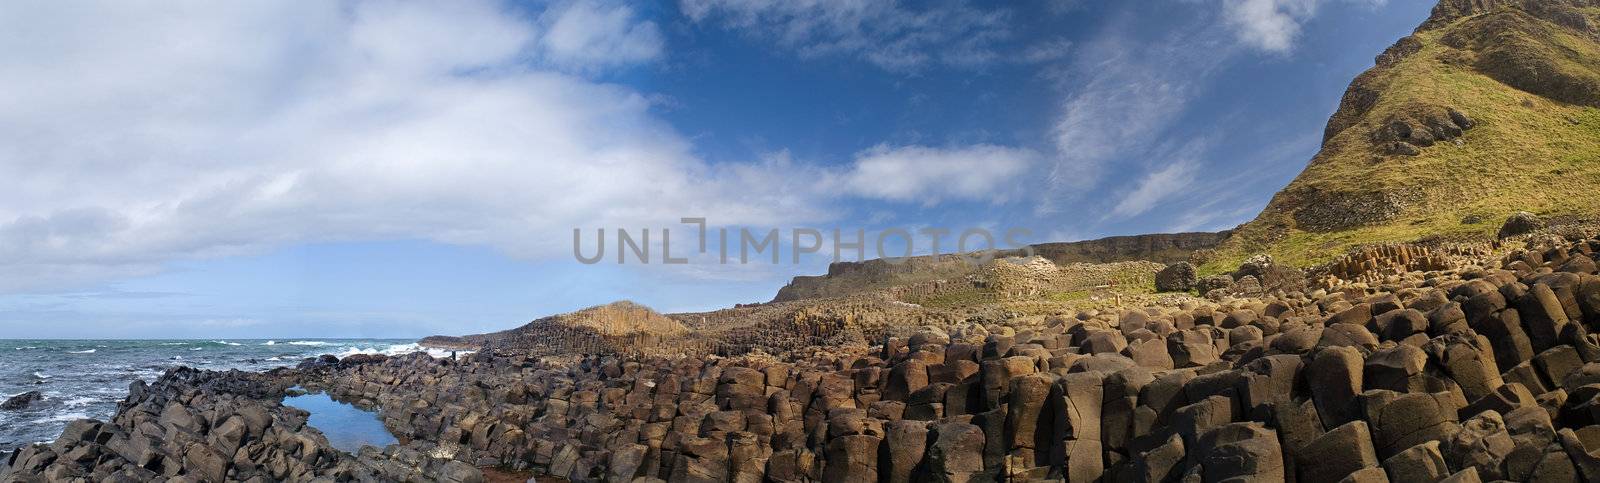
[{"xmin": 1, "ymin": 391, "xmax": 43, "ymax": 411}]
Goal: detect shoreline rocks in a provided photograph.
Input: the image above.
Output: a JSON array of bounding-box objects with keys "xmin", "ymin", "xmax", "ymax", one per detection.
[
  {"xmin": 13, "ymin": 236, "xmax": 1600, "ymax": 482},
  {"xmin": 1, "ymin": 391, "xmax": 43, "ymax": 411}
]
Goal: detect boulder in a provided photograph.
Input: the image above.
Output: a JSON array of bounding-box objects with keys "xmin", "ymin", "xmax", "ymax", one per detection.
[
  {"xmin": 1, "ymin": 391, "xmax": 43, "ymax": 411},
  {"xmin": 1364, "ymin": 344, "xmax": 1429, "ymax": 393},
  {"xmin": 1131, "ymin": 433, "xmax": 1185, "ymax": 483},
  {"xmin": 1340, "ymin": 466, "xmax": 1391, "ymax": 483},
  {"xmin": 1364, "ymin": 392, "xmax": 1462, "ymax": 459},
  {"xmin": 1199, "ymin": 423, "xmax": 1285, "ymax": 482},
  {"xmin": 1196, "ymin": 275, "xmax": 1235, "ymax": 295},
  {"xmin": 822, "ymin": 434, "xmax": 880, "ymax": 483},
  {"xmin": 1156, "ymin": 262, "xmax": 1198, "ymax": 292},
  {"xmin": 1444, "ymin": 410, "xmax": 1514, "ymax": 481},
  {"xmin": 1382, "ymin": 441, "xmax": 1450, "ymax": 483},
  {"xmin": 1520, "ymin": 283, "xmax": 1571, "ymax": 352},
  {"xmin": 1311, "ymin": 346, "xmax": 1365, "ymax": 428},
  {"xmin": 883, "ymin": 421, "xmax": 929, "ymax": 483},
  {"xmin": 1297, "ymin": 421, "xmax": 1380, "ymax": 483},
  {"xmin": 1497, "ymin": 211, "xmax": 1544, "ymax": 239},
  {"xmin": 926, "ymin": 422, "xmax": 987, "ymax": 482},
  {"xmin": 1424, "ymin": 333, "xmax": 1503, "ymax": 402},
  {"xmin": 1005, "ymin": 374, "xmax": 1064, "ymax": 468}
]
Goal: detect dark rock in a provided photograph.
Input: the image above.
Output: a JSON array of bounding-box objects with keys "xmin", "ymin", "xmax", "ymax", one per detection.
[
  {"xmin": 1297, "ymin": 420, "xmax": 1379, "ymax": 483},
  {"xmin": 1381, "ymin": 441, "xmax": 1449, "ymax": 482},
  {"xmin": 1364, "ymin": 392, "xmax": 1462, "ymax": 459},
  {"xmin": 1199, "ymin": 422, "xmax": 1284, "ymax": 482},
  {"xmin": 882, "ymin": 421, "xmax": 929, "ymax": 483},
  {"xmin": 1498, "ymin": 211, "xmax": 1544, "ymax": 239},
  {"xmin": 823, "ymin": 434, "xmax": 879, "ymax": 482},
  {"xmin": 1311, "ymin": 346, "xmax": 1365, "ymax": 428},
  {"xmin": 1, "ymin": 391, "xmax": 43, "ymax": 411},
  {"xmin": 1196, "ymin": 275, "xmax": 1234, "ymax": 295},
  {"xmin": 1156, "ymin": 262, "xmax": 1197, "ymax": 292},
  {"xmin": 1445, "ymin": 410, "xmax": 1514, "ymax": 481},
  {"xmin": 925, "ymin": 422, "xmax": 986, "ymax": 482}
]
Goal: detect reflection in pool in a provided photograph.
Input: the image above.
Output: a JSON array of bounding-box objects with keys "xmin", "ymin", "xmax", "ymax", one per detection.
[{"xmin": 282, "ymin": 391, "xmax": 398, "ymax": 453}]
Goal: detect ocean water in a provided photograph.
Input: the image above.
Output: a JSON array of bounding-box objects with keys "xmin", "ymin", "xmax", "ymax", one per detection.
[{"xmin": 0, "ymin": 339, "xmax": 442, "ymax": 452}]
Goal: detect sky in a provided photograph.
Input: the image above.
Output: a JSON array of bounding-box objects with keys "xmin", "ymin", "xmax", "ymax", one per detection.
[{"xmin": 0, "ymin": 0, "xmax": 1438, "ymax": 338}]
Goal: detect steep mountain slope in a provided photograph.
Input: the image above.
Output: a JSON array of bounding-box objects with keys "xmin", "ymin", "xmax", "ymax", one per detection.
[{"xmin": 1203, "ymin": 0, "xmax": 1600, "ymax": 273}]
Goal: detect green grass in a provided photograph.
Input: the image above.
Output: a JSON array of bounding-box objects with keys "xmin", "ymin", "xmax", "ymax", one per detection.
[{"xmin": 1201, "ymin": 9, "xmax": 1600, "ymax": 275}]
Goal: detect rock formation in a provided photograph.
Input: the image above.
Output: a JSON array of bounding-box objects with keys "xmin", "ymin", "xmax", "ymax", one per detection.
[
  {"xmin": 14, "ymin": 233, "xmax": 1600, "ymax": 482},
  {"xmin": 775, "ymin": 232, "xmax": 1229, "ymax": 303},
  {"xmin": 8, "ymin": 2, "xmax": 1600, "ymax": 482},
  {"xmin": 1206, "ymin": 0, "xmax": 1600, "ymax": 271},
  {"xmin": 1, "ymin": 391, "xmax": 42, "ymax": 411},
  {"xmin": 1156, "ymin": 262, "xmax": 1198, "ymax": 292}
]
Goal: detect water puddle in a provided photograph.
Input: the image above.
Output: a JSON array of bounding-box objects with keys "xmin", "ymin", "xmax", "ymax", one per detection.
[{"xmin": 282, "ymin": 391, "xmax": 398, "ymax": 453}]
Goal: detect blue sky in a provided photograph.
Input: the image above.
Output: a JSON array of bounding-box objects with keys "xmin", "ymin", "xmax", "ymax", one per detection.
[{"xmin": 0, "ymin": 0, "xmax": 1435, "ymax": 338}]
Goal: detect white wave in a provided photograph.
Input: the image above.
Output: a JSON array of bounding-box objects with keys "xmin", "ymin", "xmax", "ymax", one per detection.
[
  {"xmin": 288, "ymin": 341, "xmax": 331, "ymax": 346},
  {"xmin": 67, "ymin": 349, "xmax": 95, "ymax": 354},
  {"xmin": 335, "ymin": 343, "xmax": 468, "ymax": 359},
  {"xmin": 190, "ymin": 347, "xmax": 203, "ymax": 351},
  {"xmin": 266, "ymin": 357, "xmax": 282, "ymax": 361},
  {"xmin": 212, "ymin": 340, "xmax": 242, "ymax": 346},
  {"xmin": 34, "ymin": 412, "xmax": 92, "ymax": 424},
  {"xmin": 31, "ymin": 371, "xmax": 50, "ymax": 379},
  {"xmin": 14, "ymin": 346, "xmax": 39, "ymax": 350},
  {"xmin": 263, "ymin": 340, "xmax": 277, "ymax": 346},
  {"xmin": 61, "ymin": 396, "xmax": 102, "ymax": 407},
  {"xmin": 159, "ymin": 342, "xmax": 187, "ymax": 345}
]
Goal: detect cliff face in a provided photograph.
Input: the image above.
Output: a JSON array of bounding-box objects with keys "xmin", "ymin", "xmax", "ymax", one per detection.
[
  {"xmin": 1204, "ymin": 0, "xmax": 1600, "ymax": 272},
  {"xmin": 771, "ymin": 255, "xmax": 983, "ymax": 303},
  {"xmin": 1030, "ymin": 231, "xmax": 1232, "ymax": 265},
  {"xmin": 771, "ymin": 231, "xmax": 1229, "ymax": 302}
]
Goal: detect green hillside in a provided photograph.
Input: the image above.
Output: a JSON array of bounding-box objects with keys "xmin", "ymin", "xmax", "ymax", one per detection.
[{"xmin": 1202, "ymin": 0, "xmax": 1600, "ymax": 273}]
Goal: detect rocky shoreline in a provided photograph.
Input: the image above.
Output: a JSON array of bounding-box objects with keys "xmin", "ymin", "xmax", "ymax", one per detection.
[{"xmin": 10, "ymin": 233, "xmax": 1600, "ymax": 481}]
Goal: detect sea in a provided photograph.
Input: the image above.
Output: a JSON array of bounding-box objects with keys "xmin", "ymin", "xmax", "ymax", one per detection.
[{"xmin": 0, "ymin": 339, "xmax": 447, "ymax": 452}]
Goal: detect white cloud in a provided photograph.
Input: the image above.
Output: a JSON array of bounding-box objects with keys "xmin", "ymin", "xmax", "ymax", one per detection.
[
  {"xmin": 1220, "ymin": 0, "xmax": 1319, "ymax": 53},
  {"xmin": 539, "ymin": 0, "xmax": 664, "ymax": 69},
  {"xmin": 678, "ymin": 0, "xmax": 1016, "ymax": 71},
  {"xmin": 1021, "ymin": 38, "xmax": 1074, "ymax": 63},
  {"xmin": 1109, "ymin": 161, "xmax": 1200, "ymax": 218},
  {"xmin": 0, "ymin": 0, "xmax": 1033, "ymax": 293},
  {"xmin": 1219, "ymin": 0, "xmax": 1384, "ymax": 53},
  {"xmin": 844, "ymin": 145, "xmax": 1037, "ymax": 204},
  {"xmin": 1042, "ymin": 0, "xmax": 1366, "ymax": 204},
  {"xmin": 1044, "ymin": 24, "xmax": 1229, "ymax": 202},
  {"xmin": 0, "ymin": 0, "xmax": 806, "ymax": 292}
]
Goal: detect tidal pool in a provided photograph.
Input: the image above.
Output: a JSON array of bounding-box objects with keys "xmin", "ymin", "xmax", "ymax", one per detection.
[{"xmin": 282, "ymin": 391, "xmax": 398, "ymax": 453}]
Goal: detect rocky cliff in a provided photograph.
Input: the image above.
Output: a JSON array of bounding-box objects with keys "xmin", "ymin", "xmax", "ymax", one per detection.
[
  {"xmin": 1205, "ymin": 0, "xmax": 1600, "ymax": 272},
  {"xmin": 772, "ymin": 231, "xmax": 1229, "ymax": 303},
  {"xmin": 1031, "ymin": 231, "xmax": 1232, "ymax": 265}
]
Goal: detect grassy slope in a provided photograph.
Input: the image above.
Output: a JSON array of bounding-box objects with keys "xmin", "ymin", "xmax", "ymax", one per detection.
[{"xmin": 1202, "ymin": 8, "xmax": 1600, "ymax": 274}]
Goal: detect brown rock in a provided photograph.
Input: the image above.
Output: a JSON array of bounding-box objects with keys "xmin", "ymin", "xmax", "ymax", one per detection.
[
  {"xmin": 823, "ymin": 434, "xmax": 880, "ymax": 483},
  {"xmin": 1297, "ymin": 420, "xmax": 1380, "ymax": 483},
  {"xmin": 1311, "ymin": 346, "xmax": 1365, "ymax": 428},
  {"xmin": 1381, "ymin": 441, "xmax": 1449, "ymax": 483}
]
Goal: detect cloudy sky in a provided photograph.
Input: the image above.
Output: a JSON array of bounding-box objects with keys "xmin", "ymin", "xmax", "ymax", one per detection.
[{"xmin": 0, "ymin": 0, "xmax": 1433, "ymax": 338}]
